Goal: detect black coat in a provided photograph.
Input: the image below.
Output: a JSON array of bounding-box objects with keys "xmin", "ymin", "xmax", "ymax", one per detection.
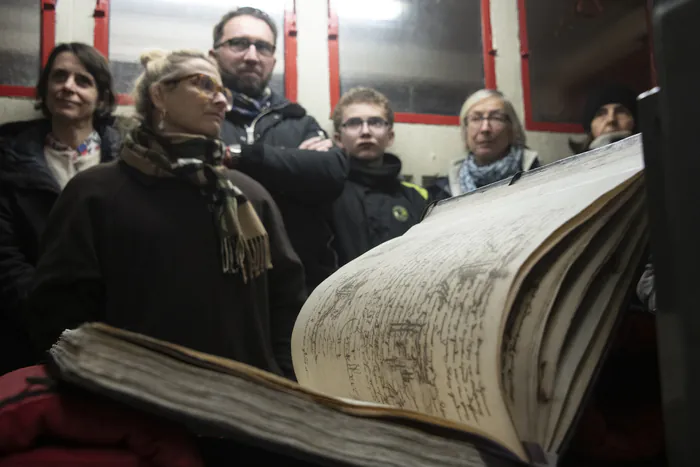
[
  {"xmin": 331, "ymin": 154, "xmax": 427, "ymax": 267},
  {"xmin": 0, "ymin": 118, "xmax": 120, "ymax": 375},
  {"xmin": 26, "ymin": 161, "xmax": 306, "ymax": 379},
  {"xmin": 220, "ymin": 92, "xmax": 349, "ymax": 293}
]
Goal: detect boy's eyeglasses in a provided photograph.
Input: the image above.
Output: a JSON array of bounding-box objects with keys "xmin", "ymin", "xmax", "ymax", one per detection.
[{"xmin": 340, "ymin": 117, "xmax": 390, "ymax": 133}]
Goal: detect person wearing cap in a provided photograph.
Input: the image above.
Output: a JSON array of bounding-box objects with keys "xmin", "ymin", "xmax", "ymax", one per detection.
[{"xmin": 570, "ymin": 84, "xmax": 639, "ymax": 154}]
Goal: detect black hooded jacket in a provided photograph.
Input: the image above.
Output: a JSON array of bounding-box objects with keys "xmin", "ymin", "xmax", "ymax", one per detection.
[
  {"xmin": 331, "ymin": 153, "xmax": 427, "ymax": 267},
  {"xmin": 220, "ymin": 91, "xmax": 349, "ymax": 293},
  {"xmin": 0, "ymin": 118, "xmax": 120, "ymax": 375}
]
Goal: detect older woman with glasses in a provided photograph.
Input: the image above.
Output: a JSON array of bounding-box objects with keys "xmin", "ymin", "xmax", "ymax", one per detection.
[
  {"xmin": 439, "ymin": 89, "xmax": 540, "ymax": 199},
  {"xmin": 27, "ymin": 49, "xmax": 306, "ymax": 380}
]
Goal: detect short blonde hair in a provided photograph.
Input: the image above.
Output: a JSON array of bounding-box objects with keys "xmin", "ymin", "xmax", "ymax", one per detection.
[
  {"xmin": 331, "ymin": 87, "xmax": 394, "ymax": 132},
  {"xmin": 132, "ymin": 49, "xmax": 218, "ymax": 126},
  {"xmin": 459, "ymin": 89, "xmax": 526, "ymax": 149}
]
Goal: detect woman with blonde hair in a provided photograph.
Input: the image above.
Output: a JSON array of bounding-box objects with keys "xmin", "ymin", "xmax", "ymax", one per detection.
[
  {"xmin": 442, "ymin": 89, "xmax": 540, "ymax": 198},
  {"xmin": 27, "ymin": 49, "xmax": 306, "ymax": 379}
]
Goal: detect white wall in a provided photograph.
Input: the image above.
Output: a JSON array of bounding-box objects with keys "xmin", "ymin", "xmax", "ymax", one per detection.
[{"xmin": 0, "ymin": 0, "xmax": 575, "ymax": 180}]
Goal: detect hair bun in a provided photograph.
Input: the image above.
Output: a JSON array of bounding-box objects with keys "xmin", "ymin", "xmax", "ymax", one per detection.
[{"xmin": 139, "ymin": 49, "xmax": 168, "ymax": 68}]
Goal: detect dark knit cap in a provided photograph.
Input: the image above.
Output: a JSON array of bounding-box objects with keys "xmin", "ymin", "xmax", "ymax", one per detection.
[{"xmin": 582, "ymin": 84, "xmax": 638, "ymax": 134}]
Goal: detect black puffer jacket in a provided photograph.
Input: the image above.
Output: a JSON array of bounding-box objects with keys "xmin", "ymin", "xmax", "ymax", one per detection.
[
  {"xmin": 220, "ymin": 92, "xmax": 349, "ymax": 293},
  {"xmin": 0, "ymin": 118, "xmax": 120, "ymax": 375},
  {"xmin": 331, "ymin": 153, "xmax": 427, "ymax": 267}
]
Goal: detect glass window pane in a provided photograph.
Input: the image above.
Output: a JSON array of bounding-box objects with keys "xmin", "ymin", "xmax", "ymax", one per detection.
[
  {"xmin": 109, "ymin": 0, "xmax": 286, "ymax": 96},
  {"xmin": 337, "ymin": 0, "xmax": 485, "ymax": 116},
  {"xmin": 524, "ymin": 0, "xmax": 652, "ymax": 125},
  {"xmin": 0, "ymin": 0, "xmax": 41, "ymax": 87}
]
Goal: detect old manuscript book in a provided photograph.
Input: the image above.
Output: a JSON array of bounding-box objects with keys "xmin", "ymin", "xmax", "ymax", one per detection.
[{"xmin": 292, "ymin": 134, "xmax": 648, "ymax": 464}]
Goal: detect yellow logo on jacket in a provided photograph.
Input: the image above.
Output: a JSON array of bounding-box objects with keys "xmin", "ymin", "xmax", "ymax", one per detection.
[{"xmin": 392, "ymin": 205, "xmax": 409, "ymax": 222}]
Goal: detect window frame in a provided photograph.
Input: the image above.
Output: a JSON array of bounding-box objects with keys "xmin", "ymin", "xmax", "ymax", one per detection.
[
  {"xmin": 93, "ymin": 0, "xmax": 298, "ymax": 105},
  {"xmin": 517, "ymin": 0, "xmax": 657, "ymax": 133},
  {"xmin": 327, "ymin": 0, "xmax": 497, "ymax": 126},
  {"xmin": 0, "ymin": 0, "xmax": 57, "ymax": 98}
]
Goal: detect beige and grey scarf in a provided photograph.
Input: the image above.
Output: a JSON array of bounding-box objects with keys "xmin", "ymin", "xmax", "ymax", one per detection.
[{"xmin": 120, "ymin": 126, "xmax": 271, "ymax": 282}]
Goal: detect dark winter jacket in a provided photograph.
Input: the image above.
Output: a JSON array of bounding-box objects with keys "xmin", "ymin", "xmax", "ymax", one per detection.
[
  {"xmin": 25, "ymin": 159, "xmax": 306, "ymax": 380},
  {"xmin": 331, "ymin": 153, "xmax": 427, "ymax": 267},
  {"xmin": 220, "ymin": 92, "xmax": 349, "ymax": 293},
  {"xmin": 0, "ymin": 118, "xmax": 120, "ymax": 375}
]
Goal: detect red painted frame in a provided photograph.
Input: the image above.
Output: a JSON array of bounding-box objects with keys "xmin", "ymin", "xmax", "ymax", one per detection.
[
  {"xmin": 328, "ymin": 0, "xmax": 497, "ymax": 126},
  {"xmin": 284, "ymin": 0, "xmax": 298, "ymax": 102},
  {"xmin": 94, "ymin": 0, "xmax": 298, "ymax": 106},
  {"xmin": 517, "ymin": 0, "xmax": 656, "ymax": 134},
  {"xmin": 645, "ymin": 0, "xmax": 658, "ymax": 87},
  {"xmin": 0, "ymin": 0, "xmax": 56, "ymax": 98}
]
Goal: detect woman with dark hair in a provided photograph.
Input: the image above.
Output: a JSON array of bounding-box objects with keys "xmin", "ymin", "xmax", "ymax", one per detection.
[
  {"xmin": 26, "ymin": 49, "xmax": 305, "ymax": 379},
  {"xmin": 0, "ymin": 42, "xmax": 120, "ymax": 375}
]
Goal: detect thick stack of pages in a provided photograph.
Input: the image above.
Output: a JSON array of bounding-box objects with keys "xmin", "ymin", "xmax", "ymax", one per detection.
[
  {"xmin": 49, "ymin": 323, "xmax": 526, "ymax": 467},
  {"xmin": 292, "ymin": 135, "xmax": 648, "ymax": 463}
]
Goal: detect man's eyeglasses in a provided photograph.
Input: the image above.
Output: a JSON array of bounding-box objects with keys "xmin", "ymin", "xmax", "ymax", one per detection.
[
  {"xmin": 162, "ymin": 73, "xmax": 233, "ymax": 111},
  {"xmin": 465, "ymin": 113, "xmax": 510, "ymax": 129},
  {"xmin": 340, "ymin": 117, "xmax": 390, "ymax": 133},
  {"xmin": 214, "ymin": 37, "xmax": 276, "ymax": 58}
]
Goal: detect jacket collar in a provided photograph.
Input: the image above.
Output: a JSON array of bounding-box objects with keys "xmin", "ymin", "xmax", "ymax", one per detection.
[
  {"xmin": 224, "ymin": 89, "xmax": 307, "ymax": 125},
  {"xmin": 0, "ymin": 117, "xmax": 121, "ymax": 192},
  {"xmin": 348, "ymin": 153, "xmax": 402, "ymax": 189}
]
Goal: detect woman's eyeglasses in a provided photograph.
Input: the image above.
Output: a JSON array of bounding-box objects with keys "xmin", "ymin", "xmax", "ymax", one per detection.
[
  {"xmin": 465, "ymin": 113, "xmax": 510, "ymax": 129},
  {"xmin": 163, "ymin": 73, "xmax": 233, "ymax": 111}
]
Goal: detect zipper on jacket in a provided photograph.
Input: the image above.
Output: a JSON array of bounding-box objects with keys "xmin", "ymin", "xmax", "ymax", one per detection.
[
  {"xmin": 244, "ymin": 104, "xmax": 288, "ymax": 144},
  {"xmin": 245, "ymin": 126, "xmax": 255, "ymax": 144}
]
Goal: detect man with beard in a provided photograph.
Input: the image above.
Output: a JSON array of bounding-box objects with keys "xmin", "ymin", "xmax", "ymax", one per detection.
[{"xmin": 210, "ymin": 7, "xmax": 348, "ymax": 293}]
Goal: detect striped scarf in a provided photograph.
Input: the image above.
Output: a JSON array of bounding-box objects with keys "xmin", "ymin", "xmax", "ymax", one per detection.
[
  {"xmin": 120, "ymin": 126, "xmax": 271, "ymax": 282},
  {"xmin": 229, "ymin": 87, "xmax": 272, "ymax": 118}
]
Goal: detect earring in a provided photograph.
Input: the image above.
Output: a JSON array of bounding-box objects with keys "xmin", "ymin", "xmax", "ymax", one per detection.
[{"xmin": 158, "ymin": 110, "xmax": 167, "ymax": 131}]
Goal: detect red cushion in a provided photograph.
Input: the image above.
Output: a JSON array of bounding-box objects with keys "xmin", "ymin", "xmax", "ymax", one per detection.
[{"xmin": 0, "ymin": 366, "xmax": 202, "ymax": 467}]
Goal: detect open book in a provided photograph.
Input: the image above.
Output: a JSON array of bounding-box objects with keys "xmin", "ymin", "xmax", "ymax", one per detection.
[
  {"xmin": 47, "ymin": 136, "xmax": 646, "ymax": 467},
  {"xmin": 292, "ymin": 134, "xmax": 648, "ymax": 464}
]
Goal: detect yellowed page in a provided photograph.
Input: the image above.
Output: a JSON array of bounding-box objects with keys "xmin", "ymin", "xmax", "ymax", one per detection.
[
  {"xmin": 504, "ymin": 179, "xmax": 643, "ymax": 443},
  {"xmin": 547, "ymin": 219, "xmax": 649, "ymax": 451},
  {"xmin": 537, "ymin": 193, "xmax": 645, "ymax": 445},
  {"xmin": 292, "ymin": 135, "xmax": 645, "ymax": 461}
]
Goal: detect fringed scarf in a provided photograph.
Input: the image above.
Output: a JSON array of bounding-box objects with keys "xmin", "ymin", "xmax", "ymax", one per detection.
[
  {"xmin": 119, "ymin": 126, "xmax": 272, "ymax": 282},
  {"xmin": 458, "ymin": 145, "xmax": 524, "ymax": 194}
]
